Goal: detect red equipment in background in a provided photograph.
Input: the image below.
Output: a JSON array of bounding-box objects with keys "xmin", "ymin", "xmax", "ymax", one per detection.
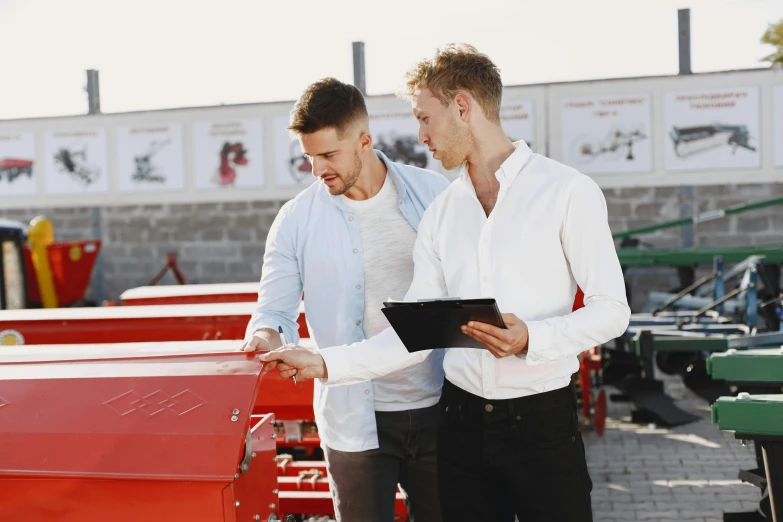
[
  {"xmin": 0, "ymin": 301, "xmax": 307, "ymax": 346},
  {"xmin": 0, "ymin": 344, "xmax": 279, "ymax": 522},
  {"xmin": 120, "ymin": 282, "xmax": 260, "ymax": 306},
  {"xmin": 23, "ymin": 239, "xmax": 101, "ymax": 307}
]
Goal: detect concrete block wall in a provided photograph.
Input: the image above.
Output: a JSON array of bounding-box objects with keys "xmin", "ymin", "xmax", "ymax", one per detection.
[
  {"xmin": 0, "ymin": 200, "xmax": 284, "ymax": 302},
  {"xmin": 1, "ymin": 182, "xmax": 780, "ymax": 309},
  {"xmin": 604, "ymin": 183, "xmax": 783, "ymax": 310}
]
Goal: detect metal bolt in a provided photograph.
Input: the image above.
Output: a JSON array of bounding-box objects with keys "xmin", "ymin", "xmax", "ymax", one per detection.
[
  {"xmin": 269, "ymin": 503, "xmax": 276, "ymax": 510},
  {"xmin": 271, "ymin": 433, "xmax": 277, "ymax": 440},
  {"xmin": 252, "ymin": 452, "xmax": 257, "ymax": 458},
  {"xmin": 233, "ymin": 409, "xmax": 240, "ymax": 415},
  {"xmin": 254, "ymin": 516, "xmax": 261, "ymax": 521},
  {"xmin": 235, "ymin": 473, "xmax": 240, "ymax": 479},
  {"xmin": 272, "ymin": 489, "xmax": 279, "ymax": 495},
  {"xmin": 231, "ymin": 415, "xmax": 239, "ymax": 422},
  {"xmin": 236, "ymin": 501, "xmax": 241, "ymax": 507}
]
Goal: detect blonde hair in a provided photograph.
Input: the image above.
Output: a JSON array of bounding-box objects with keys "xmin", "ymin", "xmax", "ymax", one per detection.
[{"xmin": 401, "ymin": 43, "xmax": 502, "ymax": 124}]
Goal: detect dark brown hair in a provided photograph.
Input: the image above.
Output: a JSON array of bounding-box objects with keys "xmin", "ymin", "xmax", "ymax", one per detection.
[
  {"xmin": 401, "ymin": 43, "xmax": 502, "ymax": 124},
  {"xmin": 288, "ymin": 78, "xmax": 368, "ymax": 137}
]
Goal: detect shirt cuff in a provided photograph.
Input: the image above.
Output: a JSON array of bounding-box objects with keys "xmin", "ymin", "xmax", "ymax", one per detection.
[
  {"xmin": 320, "ymin": 345, "xmax": 353, "ymax": 385},
  {"xmin": 524, "ymin": 320, "xmax": 553, "ymax": 365}
]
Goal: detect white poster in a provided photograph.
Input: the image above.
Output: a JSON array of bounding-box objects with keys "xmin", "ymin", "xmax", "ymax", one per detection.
[
  {"xmin": 0, "ymin": 132, "xmax": 36, "ymax": 196},
  {"xmin": 193, "ymin": 119, "xmax": 264, "ymax": 189},
  {"xmin": 274, "ymin": 116, "xmax": 317, "ymax": 187},
  {"xmin": 116, "ymin": 124, "xmax": 184, "ymax": 192},
  {"xmin": 775, "ymin": 85, "xmax": 783, "ymax": 168},
  {"xmin": 369, "ymin": 110, "xmax": 435, "ymax": 171},
  {"xmin": 561, "ymin": 94, "xmax": 651, "ymax": 174},
  {"xmin": 664, "ymin": 87, "xmax": 760, "ymax": 171},
  {"xmin": 500, "ymin": 98, "xmax": 536, "ymax": 152},
  {"xmin": 44, "ymin": 129, "xmax": 109, "ymax": 194}
]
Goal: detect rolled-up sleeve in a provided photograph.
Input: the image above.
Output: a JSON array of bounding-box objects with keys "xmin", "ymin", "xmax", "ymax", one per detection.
[
  {"xmin": 244, "ymin": 204, "xmax": 303, "ymax": 345},
  {"xmin": 525, "ymin": 175, "xmax": 631, "ymax": 365}
]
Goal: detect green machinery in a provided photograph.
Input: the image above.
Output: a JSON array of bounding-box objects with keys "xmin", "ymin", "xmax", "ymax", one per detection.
[
  {"xmin": 709, "ymin": 346, "xmax": 783, "ymax": 521},
  {"xmin": 594, "ymin": 197, "xmax": 783, "ymax": 428}
]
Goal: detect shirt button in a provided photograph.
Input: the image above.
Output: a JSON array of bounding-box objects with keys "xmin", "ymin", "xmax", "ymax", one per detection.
[
  {"xmin": 487, "ymin": 390, "xmax": 493, "ymax": 396},
  {"xmin": 364, "ymin": 390, "xmax": 370, "ymax": 396},
  {"xmin": 356, "ymin": 320, "xmax": 361, "ymax": 325},
  {"xmin": 353, "ymin": 249, "xmax": 358, "ymax": 254},
  {"xmin": 348, "ymin": 216, "xmax": 354, "ymax": 221},
  {"xmin": 484, "ymin": 404, "xmax": 494, "ymax": 412},
  {"xmin": 356, "ymin": 284, "xmax": 361, "ymax": 290}
]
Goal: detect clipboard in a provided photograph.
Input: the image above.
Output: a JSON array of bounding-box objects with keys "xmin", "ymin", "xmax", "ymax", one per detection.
[{"xmin": 380, "ymin": 298, "xmax": 506, "ymax": 352}]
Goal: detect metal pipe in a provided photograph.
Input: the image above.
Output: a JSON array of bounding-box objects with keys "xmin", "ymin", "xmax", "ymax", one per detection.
[{"xmin": 613, "ymin": 197, "xmax": 783, "ymax": 239}]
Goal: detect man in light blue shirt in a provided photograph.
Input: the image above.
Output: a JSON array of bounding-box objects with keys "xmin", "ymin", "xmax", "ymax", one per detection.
[{"xmin": 241, "ymin": 78, "xmax": 449, "ymax": 522}]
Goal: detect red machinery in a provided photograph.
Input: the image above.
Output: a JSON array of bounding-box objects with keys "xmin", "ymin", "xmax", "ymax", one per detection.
[
  {"xmin": 120, "ymin": 282, "xmax": 261, "ymax": 306},
  {"xmin": 0, "ymin": 341, "xmax": 408, "ymax": 520},
  {"xmin": 0, "ymin": 343, "xmax": 280, "ymax": 522},
  {"xmin": 0, "ymin": 158, "xmax": 33, "ymax": 181},
  {"xmin": 0, "ymin": 300, "xmax": 307, "ymax": 346},
  {"xmin": 0, "ymin": 218, "xmax": 101, "ymax": 310}
]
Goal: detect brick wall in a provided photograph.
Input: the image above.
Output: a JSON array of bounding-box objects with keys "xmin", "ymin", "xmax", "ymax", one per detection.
[{"xmin": 2, "ymin": 183, "xmax": 780, "ymax": 309}]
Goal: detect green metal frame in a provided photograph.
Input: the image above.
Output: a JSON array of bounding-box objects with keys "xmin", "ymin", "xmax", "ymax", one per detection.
[
  {"xmin": 617, "ymin": 243, "xmax": 783, "ymax": 267},
  {"xmin": 711, "ymin": 395, "xmax": 783, "ymax": 437},
  {"xmin": 707, "ymin": 348, "xmax": 783, "ymax": 383},
  {"xmin": 628, "ymin": 332, "xmax": 729, "ymax": 357}
]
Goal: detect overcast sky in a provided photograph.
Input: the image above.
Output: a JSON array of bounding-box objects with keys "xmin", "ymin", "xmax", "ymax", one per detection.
[{"xmin": 0, "ymin": 0, "xmax": 780, "ymax": 120}]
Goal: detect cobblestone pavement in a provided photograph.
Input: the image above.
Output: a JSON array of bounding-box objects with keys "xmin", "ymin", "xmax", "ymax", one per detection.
[{"xmin": 583, "ymin": 372, "xmax": 762, "ymax": 522}]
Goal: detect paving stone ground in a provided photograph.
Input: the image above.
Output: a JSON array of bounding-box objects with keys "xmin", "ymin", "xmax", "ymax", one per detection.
[{"xmin": 583, "ymin": 369, "xmax": 762, "ymax": 522}]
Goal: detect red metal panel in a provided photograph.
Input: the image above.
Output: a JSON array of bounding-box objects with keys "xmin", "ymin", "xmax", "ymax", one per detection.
[
  {"xmin": 256, "ymin": 370, "xmax": 315, "ymax": 420},
  {"xmin": 121, "ymin": 282, "xmax": 260, "ymax": 306},
  {"xmin": 0, "ymin": 346, "xmax": 274, "ymax": 521},
  {"xmin": 278, "ymin": 491, "xmax": 409, "ymax": 517},
  {"xmin": 0, "ymin": 301, "xmax": 309, "ymax": 345},
  {"xmin": 0, "ymin": 340, "xmax": 318, "ymax": 444}
]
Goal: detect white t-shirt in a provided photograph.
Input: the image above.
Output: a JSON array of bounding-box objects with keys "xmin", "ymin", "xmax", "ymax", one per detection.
[{"xmin": 341, "ymin": 174, "xmax": 439, "ymax": 412}]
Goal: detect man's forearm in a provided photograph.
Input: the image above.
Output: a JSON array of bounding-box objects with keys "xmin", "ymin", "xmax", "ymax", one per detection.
[{"xmin": 321, "ymin": 326, "xmax": 432, "ymax": 386}]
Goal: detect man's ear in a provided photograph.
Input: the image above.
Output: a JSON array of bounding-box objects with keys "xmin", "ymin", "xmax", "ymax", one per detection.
[
  {"xmin": 454, "ymin": 93, "xmax": 471, "ymax": 122},
  {"xmin": 360, "ymin": 131, "xmax": 373, "ymax": 153}
]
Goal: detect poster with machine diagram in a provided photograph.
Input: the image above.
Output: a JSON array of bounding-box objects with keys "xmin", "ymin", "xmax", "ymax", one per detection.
[
  {"xmin": 116, "ymin": 124, "xmax": 185, "ymax": 192},
  {"xmin": 500, "ymin": 98, "xmax": 536, "ymax": 152},
  {"xmin": 0, "ymin": 131, "xmax": 36, "ymax": 196},
  {"xmin": 664, "ymin": 87, "xmax": 760, "ymax": 171},
  {"xmin": 44, "ymin": 129, "xmax": 109, "ymax": 195},
  {"xmin": 368, "ymin": 109, "xmax": 435, "ymax": 171},
  {"xmin": 775, "ymin": 85, "xmax": 783, "ymax": 168},
  {"xmin": 561, "ymin": 93, "xmax": 651, "ymax": 174},
  {"xmin": 193, "ymin": 119, "xmax": 264, "ymax": 189},
  {"xmin": 274, "ymin": 115, "xmax": 317, "ymax": 187}
]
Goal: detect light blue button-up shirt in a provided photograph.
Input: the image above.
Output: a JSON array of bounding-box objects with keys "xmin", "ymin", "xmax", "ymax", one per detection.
[{"xmin": 246, "ymin": 150, "xmax": 450, "ymax": 452}]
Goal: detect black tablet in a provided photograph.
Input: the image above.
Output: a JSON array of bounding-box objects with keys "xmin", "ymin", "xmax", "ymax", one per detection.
[{"xmin": 381, "ymin": 298, "xmax": 506, "ymax": 352}]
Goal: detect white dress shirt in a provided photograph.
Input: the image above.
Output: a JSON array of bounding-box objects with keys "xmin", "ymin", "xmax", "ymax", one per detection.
[{"xmin": 321, "ymin": 141, "xmax": 631, "ymax": 400}]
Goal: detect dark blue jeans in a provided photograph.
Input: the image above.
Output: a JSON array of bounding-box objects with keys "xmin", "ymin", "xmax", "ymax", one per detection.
[
  {"xmin": 324, "ymin": 403, "xmax": 442, "ymax": 522},
  {"xmin": 437, "ymin": 380, "xmax": 593, "ymax": 522}
]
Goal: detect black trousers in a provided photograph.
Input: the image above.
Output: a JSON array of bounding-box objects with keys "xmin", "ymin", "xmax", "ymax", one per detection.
[
  {"xmin": 436, "ymin": 379, "xmax": 593, "ymax": 522},
  {"xmin": 324, "ymin": 404, "xmax": 442, "ymax": 522}
]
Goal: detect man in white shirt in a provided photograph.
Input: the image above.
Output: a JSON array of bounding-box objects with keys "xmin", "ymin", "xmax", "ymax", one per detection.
[
  {"xmin": 260, "ymin": 44, "xmax": 631, "ymax": 522},
  {"xmin": 241, "ymin": 78, "xmax": 449, "ymax": 521}
]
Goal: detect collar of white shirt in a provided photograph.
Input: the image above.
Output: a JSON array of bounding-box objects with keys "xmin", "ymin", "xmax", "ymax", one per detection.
[{"xmin": 458, "ymin": 140, "xmax": 533, "ymax": 192}]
